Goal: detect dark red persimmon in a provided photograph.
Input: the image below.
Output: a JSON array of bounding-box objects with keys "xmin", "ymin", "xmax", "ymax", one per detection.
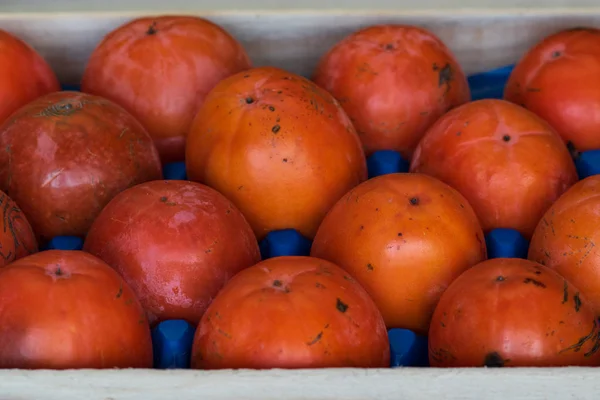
[
  {"xmin": 81, "ymin": 15, "xmax": 252, "ymax": 162},
  {"xmin": 313, "ymin": 24, "xmax": 470, "ymax": 158},
  {"xmin": 0, "ymin": 91, "xmax": 162, "ymax": 242},
  {"xmin": 83, "ymin": 180, "xmax": 261, "ymax": 325}
]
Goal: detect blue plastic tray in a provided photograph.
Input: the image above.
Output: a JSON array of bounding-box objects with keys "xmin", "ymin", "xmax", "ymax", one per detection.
[{"xmin": 47, "ymin": 64, "xmax": 600, "ymax": 369}]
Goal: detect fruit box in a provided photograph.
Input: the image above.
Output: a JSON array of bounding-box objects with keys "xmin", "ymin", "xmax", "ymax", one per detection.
[{"xmin": 1, "ymin": 5, "xmax": 600, "ymax": 400}]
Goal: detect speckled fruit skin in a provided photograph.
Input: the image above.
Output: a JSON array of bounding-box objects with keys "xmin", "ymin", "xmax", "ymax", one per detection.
[
  {"xmin": 0, "ymin": 190, "xmax": 37, "ymax": 268},
  {"xmin": 81, "ymin": 15, "xmax": 252, "ymax": 163},
  {"xmin": 310, "ymin": 173, "xmax": 487, "ymax": 335},
  {"xmin": 83, "ymin": 180, "xmax": 261, "ymax": 326},
  {"xmin": 0, "ymin": 250, "xmax": 153, "ymax": 369},
  {"xmin": 409, "ymin": 99, "xmax": 578, "ymax": 239},
  {"xmin": 0, "ymin": 91, "xmax": 163, "ymax": 243},
  {"xmin": 190, "ymin": 256, "xmax": 390, "ymax": 369},
  {"xmin": 528, "ymin": 175, "xmax": 600, "ymax": 316},
  {"xmin": 0, "ymin": 30, "xmax": 60, "ymax": 125},
  {"xmin": 429, "ymin": 258, "xmax": 600, "ymax": 367},
  {"xmin": 504, "ymin": 28, "xmax": 600, "ymax": 153},
  {"xmin": 185, "ymin": 66, "xmax": 367, "ymax": 240},
  {"xmin": 312, "ymin": 24, "xmax": 470, "ymax": 159}
]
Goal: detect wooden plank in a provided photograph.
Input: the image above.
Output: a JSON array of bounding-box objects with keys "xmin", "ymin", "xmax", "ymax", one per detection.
[
  {"xmin": 1, "ymin": 0, "xmax": 600, "ymax": 13},
  {"xmin": 0, "ymin": 367, "xmax": 598, "ymax": 400},
  {"xmin": 1, "ymin": 11, "xmax": 600, "ymax": 84}
]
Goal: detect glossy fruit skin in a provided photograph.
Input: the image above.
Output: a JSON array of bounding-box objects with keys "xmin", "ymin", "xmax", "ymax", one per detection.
[
  {"xmin": 0, "ymin": 250, "xmax": 153, "ymax": 369},
  {"xmin": 410, "ymin": 99, "xmax": 578, "ymax": 239},
  {"xmin": 83, "ymin": 180, "xmax": 261, "ymax": 326},
  {"xmin": 0, "ymin": 91, "xmax": 163, "ymax": 243},
  {"xmin": 429, "ymin": 258, "xmax": 600, "ymax": 367},
  {"xmin": 0, "ymin": 30, "xmax": 60, "ymax": 125},
  {"xmin": 504, "ymin": 28, "xmax": 600, "ymax": 153},
  {"xmin": 528, "ymin": 175, "xmax": 600, "ymax": 316},
  {"xmin": 191, "ymin": 256, "xmax": 390, "ymax": 369},
  {"xmin": 186, "ymin": 66, "xmax": 367, "ymax": 240},
  {"xmin": 81, "ymin": 16, "xmax": 252, "ymax": 163},
  {"xmin": 312, "ymin": 24, "xmax": 470, "ymax": 159},
  {"xmin": 310, "ymin": 173, "xmax": 486, "ymax": 335},
  {"xmin": 0, "ymin": 190, "xmax": 37, "ymax": 268}
]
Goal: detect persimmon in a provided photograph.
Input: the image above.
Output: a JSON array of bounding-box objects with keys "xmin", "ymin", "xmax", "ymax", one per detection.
[
  {"xmin": 410, "ymin": 99, "xmax": 578, "ymax": 239},
  {"xmin": 186, "ymin": 66, "xmax": 367, "ymax": 240},
  {"xmin": 0, "ymin": 91, "xmax": 162, "ymax": 242},
  {"xmin": 0, "ymin": 250, "xmax": 153, "ymax": 369},
  {"xmin": 83, "ymin": 180, "xmax": 261, "ymax": 325},
  {"xmin": 310, "ymin": 173, "xmax": 486, "ymax": 335},
  {"xmin": 429, "ymin": 258, "xmax": 600, "ymax": 367},
  {"xmin": 505, "ymin": 27, "xmax": 600, "ymax": 153},
  {"xmin": 529, "ymin": 175, "xmax": 600, "ymax": 316},
  {"xmin": 313, "ymin": 24, "xmax": 470, "ymax": 158},
  {"xmin": 191, "ymin": 256, "xmax": 389, "ymax": 369},
  {"xmin": 0, "ymin": 29, "xmax": 59, "ymax": 125},
  {"xmin": 81, "ymin": 16, "xmax": 251, "ymax": 162}
]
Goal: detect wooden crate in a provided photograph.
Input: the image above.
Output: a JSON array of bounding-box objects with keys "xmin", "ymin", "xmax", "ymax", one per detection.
[{"xmin": 0, "ymin": 5, "xmax": 600, "ymax": 400}]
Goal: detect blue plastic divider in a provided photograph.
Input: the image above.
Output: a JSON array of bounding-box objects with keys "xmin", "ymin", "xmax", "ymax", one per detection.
[
  {"xmin": 46, "ymin": 65, "xmax": 600, "ymax": 370},
  {"xmin": 151, "ymin": 319, "xmax": 196, "ymax": 369},
  {"xmin": 485, "ymin": 228, "xmax": 530, "ymax": 259}
]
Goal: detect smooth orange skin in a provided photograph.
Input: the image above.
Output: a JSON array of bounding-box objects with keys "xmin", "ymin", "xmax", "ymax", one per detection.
[
  {"xmin": 0, "ymin": 30, "xmax": 60, "ymax": 125},
  {"xmin": 0, "ymin": 250, "xmax": 153, "ymax": 369},
  {"xmin": 0, "ymin": 190, "xmax": 38, "ymax": 267},
  {"xmin": 429, "ymin": 258, "xmax": 600, "ymax": 367},
  {"xmin": 81, "ymin": 16, "xmax": 251, "ymax": 163},
  {"xmin": 0, "ymin": 91, "xmax": 163, "ymax": 243},
  {"xmin": 191, "ymin": 256, "xmax": 389, "ymax": 369},
  {"xmin": 504, "ymin": 28, "xmax": 600, "ymax": 152},
  {"xmin": 312, "ymin": 24, "xmax": 470, "ymax": 159},
  {"xmin": 528, "ymin": 175, "xmax": 600, "ymax": 316},
  {"xmin": 310, "ymin": 173, "xmax": 486, "ymax": 334},
  {"xmin": 186, "ymin": 66, "xmax": 367, "ymax": 240},
  {"xmin": 83, "ymin": 180, "xmax": 261, "ymax": 326},
  {"xmin": 410, "ymin": 99, "xmax": 578, "ymax": 239}
]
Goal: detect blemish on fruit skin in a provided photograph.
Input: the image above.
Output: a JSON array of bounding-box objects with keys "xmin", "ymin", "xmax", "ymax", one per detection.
[
  {"xmin": 434, "ymin": 63, "xmax": 453, "ymax": 92},
  {"xmin": 496, "ymin": 276, "xmax": 506, "ymax": 282},
  {"xmin": 273, "ymin": 280, "xmax": 283, "ymax": 287},
  {"xmin": 366, "ymin": 263, "xmax": 374, "ymax": 271},
  {"xmin": 502, "ymin": 135, "xmax": 511, "ymax": 142},
  {"xmin": 562, "ymin": 280, "xmax": 569, "ymax": 304},
  {"xmin": 484, "ymin": 351, "xmax": 507, "ymax": 367},
  {"xmin": 245, "ymin": 97, "xmax": 254, "ymax": 104},
  {"xmin": 218, "ymin": 329, "xmax": 232, "ymax": 339},
  {"xmin": 307, "ymin": 331, "xmax": 323, "ymax": 345},
  {"xmin": 116, "ymin": 283, "xmax": 123, "ymax": 298},
  {"xmin": 272, "ymin": 125, "xmax": 280, "ymax": 133},
  {"xmin": 523, "ymin": 277, "xmax": 546, "ymax": 288},
  {"xmin": 574, "ymin": 292, "xmax": 582, "ymax": 312},
  {"xmin": 559, "ymin": 319, "xmax": 600, "ymax": 357},
  {"xmin": 409, "ymin": 197, "xmax": 419, "ymax": 206},
  {"xmin": 146, "ymin": 21, "xmax": 158, "ymax": 35},
  {"xmin": 336, "ymin": 298, "xmax": 349, "ymax": 313}
]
